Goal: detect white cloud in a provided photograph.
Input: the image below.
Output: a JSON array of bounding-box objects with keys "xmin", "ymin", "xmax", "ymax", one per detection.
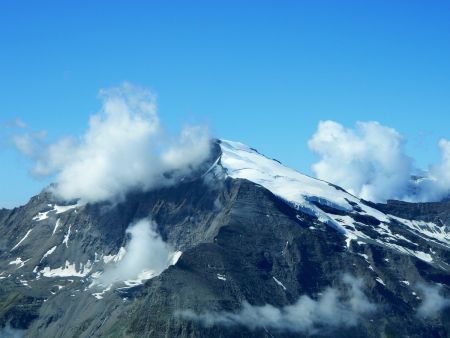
[
  {"xmin": 12, "ymin": 130, "xmax": 46, "ymax": 157},
  {"xmin": 177, "ymin": 274, "xmax": 376, "ymax": 333},
  {"xmin": 162, "ymin": 125, "xmax": 211, "ymax": 173},
  {"xmin": 16, "ymin": 82, "xmax": 211, "ymax": 204},
  {"xmin": 416, "ymin": 283, "xmax": 450, "ymax": 318},
  {"xmin": 98, "ymin": 218, "xmax": 178, "ymax": 285},
  {"xmin": 308, "ymin": 121, "xmax": 413, "ymax": 202},
  {"xmin": 414, "ymin": 138, "xmax": 450, "ymax": 201},
  {"xmin": 12, "ymin": 134, "xmax": 34, "ymax": 156},
  {"xmin": 308, "ymin": 120, "xmax": 450, "ymax": 203}
]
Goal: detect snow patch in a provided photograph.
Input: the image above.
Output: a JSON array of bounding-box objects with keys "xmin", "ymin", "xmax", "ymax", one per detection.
[
  {"xmin": 414, "ymin": 251, "xmax": 433, "ymax": 263},
  {"xmin": 33, "ymin": 211, "xmax": 50, "ymax": 221},
  {"xmin": 273, "ymin": 276, "xmax": 287, "ymax": 290},
  {"xmin": 19, "ymin": 279, "xmax": 31, "ymax": 288},
  {"xmin": 217, "ymin": 274, "xmax": 227, "ymax": 281},
  {"xmin": 375, "ymin": 277, "xmax": 385, "ymax": 286},
  {"xmin": 52, "ymin": 219, "xmax": 61, "ymax": 235},
  {"xmin": 62, "ymin": 225, "xmax": 72, "ymax": 247},
  {"xmin": 9, "ymin": 257, "xmax": 29, "ymax": 269},
  {"xmin": 389, "ymin": 215, "xmax": 450, "ymax": 246},
  {"xmin": 92, "ymin": 285, "xmax": 111, "ymax": 300},
  {"xmin": 40, "ymin": 246, "xmax": 57, "ymax": 262},
  {"xmin": 32, "ymin": 203, "xmax": 78, "ymax": 223},
  {"xmin": 40, "ymin": 260, "xmax": 92, "ymax": 278},
  {"xmin": 346, "ymin": 233, "xmax": 357, "ymax": 249},
  {"xmin": 54, "ymin": 203, "xmax": 78, "ymax": 214},
  {"xmin": 168, "ymin": 251, "xmax": 183, "ymax": 266},
  {"xmin": 358, "ymin": 253, "xmax": 369, "ymax": 260},
  {"xmin": 11, "ymin": 229, "xmax": 33, "ymax": 251}
]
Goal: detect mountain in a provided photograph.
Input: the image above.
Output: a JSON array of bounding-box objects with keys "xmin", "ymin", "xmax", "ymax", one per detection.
[{"xmin": 1, "ymin": 139, "xmax": 450, "ymax": 337}]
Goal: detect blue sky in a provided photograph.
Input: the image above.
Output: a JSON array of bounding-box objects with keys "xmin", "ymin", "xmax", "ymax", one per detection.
[{"xmin": 1, "ymin": 0, "xmax": 450, "ymax": 208}]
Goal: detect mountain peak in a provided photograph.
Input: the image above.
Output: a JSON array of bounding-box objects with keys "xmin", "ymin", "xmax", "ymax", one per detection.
[{"xmin": 1, "ymin": 138, "xmax": 450, "ymax": 337}]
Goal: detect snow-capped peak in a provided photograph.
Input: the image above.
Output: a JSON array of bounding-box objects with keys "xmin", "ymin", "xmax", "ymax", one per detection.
[
  {"xmin": 218, "ymin": 139, "xmax": 450, "ymax": 268},
  {"xmin": 219, "ymin": 139, "xmax": 388, "ymax": 229}
]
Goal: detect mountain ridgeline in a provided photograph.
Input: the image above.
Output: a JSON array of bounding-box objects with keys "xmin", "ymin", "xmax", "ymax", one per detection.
[{"xmin": 1, "ymin": 140, "xmax": 450, "ymax": 337}]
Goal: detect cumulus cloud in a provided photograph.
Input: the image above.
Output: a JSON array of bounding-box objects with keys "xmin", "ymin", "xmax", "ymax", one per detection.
[
  {"xmin": 308, "ymin": 121, "xmax": 413, "ymax": 202},
  {"xmin": 308, "ymin": 120, "xmax": 450, "ymax": 203},
  {"xmin": 14, "ymin": 82, "xmax": 211, "ymax": 203},
  {"xmin": 177, "ymin": 274, "xmax": 376, "ymax": 334},
  {"xmin": 98, "ymin": 218, "xmax": 180, "ymax": 285},
  {"xmin": 416, "ymin": 283, "xmax": 450, "ymax": 318},
  {"xmin": 414, "ymin": 139, "xmax": 450, "ymax": 201}
]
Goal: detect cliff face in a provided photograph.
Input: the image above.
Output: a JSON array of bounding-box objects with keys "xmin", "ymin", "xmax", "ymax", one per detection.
[{"xmin": 1, "ymin": 140, "xmax": 450, "ymax": 337}]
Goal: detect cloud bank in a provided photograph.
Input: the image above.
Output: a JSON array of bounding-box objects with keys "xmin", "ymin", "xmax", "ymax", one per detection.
[
  {"xmin": 178, "ymin": 274, "xmax": 376, "ymax": 334},
  {"xmin": 308, "ymin": 120, "xmax": 450, "ymax": 203},
  {"xmin": 416, "ymin": 283, "xmax": 450, "ymax": 318},
  {"xmin": 98, "ymin": 218, "xmax": 179, "ymax": 285},
  {"xmin": 14, "ymin": 82, "xmax": 211, "ymax": 204}
]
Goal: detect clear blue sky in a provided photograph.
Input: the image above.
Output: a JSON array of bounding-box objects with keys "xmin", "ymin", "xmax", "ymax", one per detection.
[{"xmin": 1, "ymin": 0, "xmax": 449, "ymax": 208}]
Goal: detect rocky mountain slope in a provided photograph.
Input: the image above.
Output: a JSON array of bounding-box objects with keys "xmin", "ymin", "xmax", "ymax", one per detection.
[{"xmin": 1, "ymin": 140, "xmax": 450, "ymax": 337}]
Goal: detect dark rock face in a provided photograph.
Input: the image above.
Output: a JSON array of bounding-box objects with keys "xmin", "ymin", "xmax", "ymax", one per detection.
[
  {"xmin": 1, "ymin": 144, "xmax": 450, "ymax": 337},
  {"xmin": 377, "ymin": 199, "xmax": 450, "ymax": 226}
]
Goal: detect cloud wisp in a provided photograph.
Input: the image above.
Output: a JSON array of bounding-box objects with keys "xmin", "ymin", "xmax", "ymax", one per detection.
[
  {"xmin": 308, "ymin": 120, "xmax": 450, "ymax": 203},
  {"xmin": 97, "ymin": 218, "xmax": 180, "ymax": 286},
  {"xmin": 177, "ymin": 274, "xmax": 376, "ymax": 334},
  {"xmin": 0, "ymin": 325, "xmax": 26, "ymax": 338},
  {"xmin": 416, "ymin": 283, "xmax": 450, "ymax": 318},
  {"xmin": 14, "ymin": 82, "xmax": 211, "ymax": 204}
]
